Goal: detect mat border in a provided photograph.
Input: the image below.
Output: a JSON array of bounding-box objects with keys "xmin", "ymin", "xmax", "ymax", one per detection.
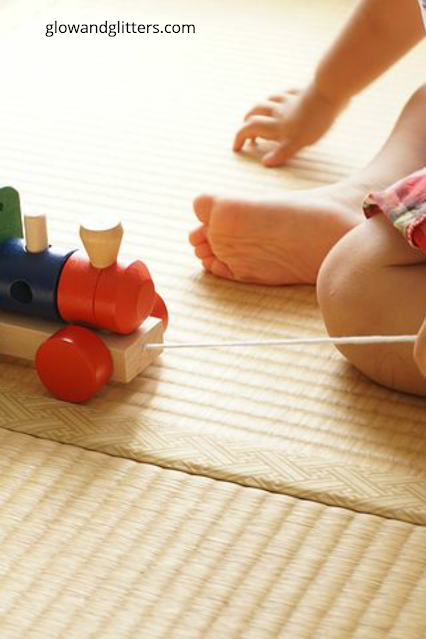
[{"xmin": 1, "ymin": 390, "xmax": 425, "ymax": 526}]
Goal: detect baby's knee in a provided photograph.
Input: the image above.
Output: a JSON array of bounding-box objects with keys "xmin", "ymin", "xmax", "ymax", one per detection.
[
  {"xmin": 317, "ymin": 225, "xmax": 376, "ymax": 338},
  {"xmin": 317, "ymin": 226, "xmax": 380, "ymax": 384},
  {"xmin": 317, "ymin": 224, "xmax": 426, "ymax": 395},
  {"xmin": 317, "ymin": 216, "xmax": 420, "ymax": 336}
]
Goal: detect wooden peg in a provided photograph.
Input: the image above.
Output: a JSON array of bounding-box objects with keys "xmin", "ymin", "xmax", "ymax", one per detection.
[
  {"xmin": 24, "ymin": 214, "xmax": 49, "ymax": 253},
  {"xmin": 79, "ymin": 215, "xmax": 123, "ymax": 269}
]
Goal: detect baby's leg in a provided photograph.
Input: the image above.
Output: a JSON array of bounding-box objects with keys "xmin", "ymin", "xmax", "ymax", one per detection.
[
  {"xmin": 190, "ymin": 85, "xmax": 426, "ymax": 286},
  {"xmin": 317, "ymin": 214, "xmax": 426, "ymax": 396}
]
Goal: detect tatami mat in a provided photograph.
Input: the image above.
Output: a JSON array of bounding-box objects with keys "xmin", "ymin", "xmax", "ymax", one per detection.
[
  {"xmin": 3, "ymin": 3, "xmax": 426, "ymax": 635},
  {"xmin": 1, "ymin": 0, "xmax": 426, "ymax": 521},
  {"xmin": 1, "ymin": 429, "xmax": 426, "ymax": 639},
  {"xmin": 1, "ymin": 389, "xmax": 426, "ymax": 527}
]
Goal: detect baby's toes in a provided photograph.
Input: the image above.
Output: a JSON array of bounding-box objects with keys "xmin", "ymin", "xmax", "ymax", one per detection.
[
  {"xmin": 194, "ymin": 241, "xmax": 214, "ymax": 260},
  {"xmin": 189, "ymin": 226, "xmax": 207, "ymax": 246},
  {"xmin": 202, "ymin": 256, "xmax": 234, "ymax": 280},
  {"xmin": 210, "ymin": 259, "xmax": 234, "ymax": 280},
  {"xmin": 193, "ymin": 194, "xmax": 214, "ymax": 224}
]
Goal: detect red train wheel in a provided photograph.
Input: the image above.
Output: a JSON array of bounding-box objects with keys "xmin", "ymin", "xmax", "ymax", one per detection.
[{"xmin": 36, "ymin": 325, "xmax": 113, "ymax": 403}]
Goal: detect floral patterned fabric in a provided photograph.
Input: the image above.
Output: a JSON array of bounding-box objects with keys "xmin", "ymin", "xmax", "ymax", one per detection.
[{"xmin": 363, "ymin": 169, "xmax": 426, "ymax": 251}]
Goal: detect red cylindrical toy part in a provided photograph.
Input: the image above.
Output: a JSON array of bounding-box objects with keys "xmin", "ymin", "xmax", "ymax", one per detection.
[
  {"xmin": 412, "ymin": 225, "xmax": 426, "ymax": 253},
  {"xmin": 35, "ymin": 325, "xmax": 113, "ymax": 403},
  {"xmin": 150, "ymin": 293, "xmax": 169, "ymax": 331},
  {"xmin": 94, "ymin": 260, "xmax": 156, "ymax": 334},
  {"xmin": 57, "ymin": 252, "xmax": 101, "ymax": 325}
]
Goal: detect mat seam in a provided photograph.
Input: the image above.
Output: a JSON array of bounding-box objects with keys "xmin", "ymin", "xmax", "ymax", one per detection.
[{"xmin": 2, "ymin": 424, "xmax": 425, "ymax": 530}]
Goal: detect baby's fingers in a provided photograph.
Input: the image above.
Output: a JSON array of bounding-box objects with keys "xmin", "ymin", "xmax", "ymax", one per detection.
[
  {"xmin": 244, "ymin": 100, "xmax": 277, "ymax": 121},
  {"xmin": 268, "ymin": 89, "xmax": 299, "ymax": 103},
  {"xmin": 262, "ymin": 140, "xmax": 301, "ymax": 167},
  {"xmin": 233, "ymin": 116, "xmax": 280, "ymax": 151}
]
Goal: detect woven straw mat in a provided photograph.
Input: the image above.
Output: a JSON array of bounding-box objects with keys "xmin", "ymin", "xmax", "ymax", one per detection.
[{"xmin": 1, "ymin": 1, "xmax": 426, "ymax": 636}]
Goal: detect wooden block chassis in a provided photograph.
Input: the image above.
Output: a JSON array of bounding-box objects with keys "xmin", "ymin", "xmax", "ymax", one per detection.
[{"xmin": 0, "ymin": 311, "xmax": 164, "ymax": 384}]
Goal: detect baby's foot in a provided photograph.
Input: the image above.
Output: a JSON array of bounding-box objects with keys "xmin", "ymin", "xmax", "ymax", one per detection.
[{"xmin": 189, "ymin": 183, "xmax": 367, "ymax": 285}]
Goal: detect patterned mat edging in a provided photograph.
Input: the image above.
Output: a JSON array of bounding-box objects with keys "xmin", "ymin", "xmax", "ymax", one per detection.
[{"xmin": 1, "ymin": 390, "xmax": 425, "ymax": 526}]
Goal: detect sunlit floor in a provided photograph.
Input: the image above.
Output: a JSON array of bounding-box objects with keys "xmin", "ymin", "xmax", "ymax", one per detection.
[{"xmin": 1, "ymin": 1, "xmax": 426, "ymax": 637}]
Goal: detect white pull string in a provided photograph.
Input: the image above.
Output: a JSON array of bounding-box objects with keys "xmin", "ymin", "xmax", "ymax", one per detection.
[{"xmin": 144, "ymin": 334, "xmax": 416, "ymax": 350}]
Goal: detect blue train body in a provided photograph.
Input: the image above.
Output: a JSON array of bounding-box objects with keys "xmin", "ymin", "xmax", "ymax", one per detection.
[{"xmin": 0, "ymin": 238, "xmax": 75, "ymax": 320}]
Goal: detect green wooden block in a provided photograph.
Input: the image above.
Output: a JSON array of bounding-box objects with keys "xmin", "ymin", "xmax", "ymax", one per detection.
[{"xmin": 0, "ymin": 187, "xmax": 23, "ymax": 243}]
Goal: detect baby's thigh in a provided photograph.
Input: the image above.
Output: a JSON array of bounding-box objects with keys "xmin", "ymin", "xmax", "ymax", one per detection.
[{"xmin": 317, "ymin": 215, "xmax": 426, "ymax": 395}]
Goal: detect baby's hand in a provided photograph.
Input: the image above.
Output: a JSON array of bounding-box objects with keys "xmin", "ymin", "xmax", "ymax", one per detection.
[{"xmin": 233, "ymin": 84, "xmax": 346, "ymax": 167}]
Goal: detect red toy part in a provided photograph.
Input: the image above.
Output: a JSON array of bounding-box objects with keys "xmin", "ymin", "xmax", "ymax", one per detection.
[
  {"xmin": 412, "ymin": 224, "xmax": 426, "ymax": 253},
  {"xmin": 57, "ymin": 252, "xmax": 100, "ymax": 325},
  {"xmin": 150, "ymin": 293, "xmax": 169, "ymax": 330},
  {"xmin": 94, "ymin": 260, "xmax": 156, "ymax": 334},
  {"xmin": 35, "ymin": 325, "xmax": 113, "ymax": 403}
]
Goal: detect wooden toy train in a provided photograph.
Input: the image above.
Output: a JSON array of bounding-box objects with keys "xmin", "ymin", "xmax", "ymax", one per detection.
[{"xmin": 0, "ymin": 186, "xmax": 167, "ymax": 403}]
